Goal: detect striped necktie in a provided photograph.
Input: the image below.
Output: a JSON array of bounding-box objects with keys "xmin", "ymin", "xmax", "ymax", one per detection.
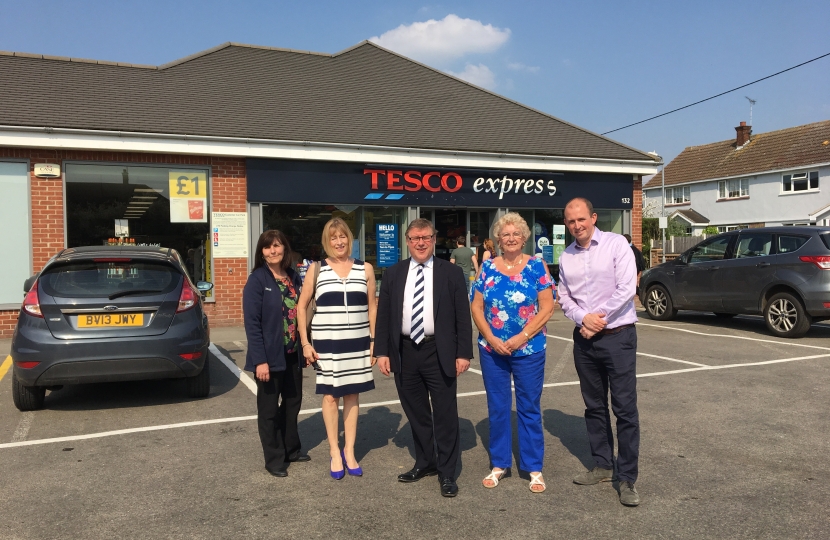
[{"xmin": 410, "ymin": 263, "xmax": 425, "ymax": 344}]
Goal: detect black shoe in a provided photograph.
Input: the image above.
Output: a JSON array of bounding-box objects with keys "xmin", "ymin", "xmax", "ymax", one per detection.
[
  {"xmin": 286, "ymin": 454, "xmax": 311, "ymax": 463},
  {"xmin": 397, "ymin": 466, "xmax": 439, "ymax": 483},
  {"xmin": 440, "ymin": 476, "xmax": 458, "ymax": 498},
  {"xmin": 266, "ymin": 468, "xmax": 288, "ymax": 477}
]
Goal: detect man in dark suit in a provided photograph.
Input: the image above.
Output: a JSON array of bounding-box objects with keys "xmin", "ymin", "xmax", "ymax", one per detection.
[{"xmin": 375, "ymin": 218, "xmax": 473, "ymax": 498}]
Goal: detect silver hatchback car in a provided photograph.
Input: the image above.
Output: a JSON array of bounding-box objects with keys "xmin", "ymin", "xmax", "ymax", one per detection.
[
  {"xmin": 640, "ymin": 227, "xmax": 830, "ymax": 338},
  {"xmin": 11, "ymin": 246, "xmax": 214, "ymax": 411}
]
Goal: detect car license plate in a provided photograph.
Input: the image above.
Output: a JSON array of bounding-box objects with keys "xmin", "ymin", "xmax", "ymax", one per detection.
[{"xmin": 77, "ymin": 313, "xmax": 144, "ymax": 328}]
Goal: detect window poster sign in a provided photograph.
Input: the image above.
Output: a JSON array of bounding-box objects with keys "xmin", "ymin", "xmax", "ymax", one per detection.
[
  {"xmin": 211, "ymin": 212, "xmax": 249, "ymax": 258},
  {"xmin": 248, "ymin": 159, "xmax": 634, "ymax": 210},
  {"xmin": 169, "ymin": 171, "xmax": 208, "ymax": 223},
  {"xmin": 552, "ymin": 224, "xmax": 566, "ymax": 264},
  {"xmin": 376, "ymin": 224, "xmax": 398, "ymax": 267}
]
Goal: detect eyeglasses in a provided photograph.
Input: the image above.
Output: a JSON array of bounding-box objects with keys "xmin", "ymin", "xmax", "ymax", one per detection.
[
  {"xmin": 499, "ymin": 232, "xmax": 523, "ymax": 240},
  {"xmin": 406, "ymin": 234, "xmax": 434, "ymax": 243}
]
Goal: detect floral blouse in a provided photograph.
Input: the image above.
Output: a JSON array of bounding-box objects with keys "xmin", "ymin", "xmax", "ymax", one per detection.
[
  {"xmin": 275, "ymin": 275, "xmax": 298, "ymax": 354},
  {"xmin": 472, "ymin": 257, "xmax": 554, "ymax": 357}
]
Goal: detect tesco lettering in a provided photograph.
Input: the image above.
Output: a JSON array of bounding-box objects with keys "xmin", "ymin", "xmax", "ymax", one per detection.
[{"xmin": 364, "ymin": 169, "xmax": 556, "ymax": 200}]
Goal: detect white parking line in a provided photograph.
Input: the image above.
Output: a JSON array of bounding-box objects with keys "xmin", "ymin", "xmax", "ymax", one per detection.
[
  {"xmin": 209, "ymin": 344, "xmax": 258, "ymax": 395},
  {"xmin": 4, "ymin": 350, "xmax": 827, "ymax": 450},
  {"xmin": 546, "ymin": 334, "xmax": 707, "ymax": 366},
  {"xmin": 637, "ymin": 322, "xmax": 830, "ymax": 351}
]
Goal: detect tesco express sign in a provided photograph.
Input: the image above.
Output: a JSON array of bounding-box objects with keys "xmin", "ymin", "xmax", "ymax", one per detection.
[{"xmin": 364, "ymin": 169, "xmax": 557, "ymax": 200}]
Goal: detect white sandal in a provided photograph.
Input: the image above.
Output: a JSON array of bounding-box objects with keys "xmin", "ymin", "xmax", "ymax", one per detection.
[
  {"xmin": 529, "ymin": 472, "xmax": 546, "ymax": 493},
  {"xmin": 482, "ymin": 467, "xmax": 508, "ymax": 488}
]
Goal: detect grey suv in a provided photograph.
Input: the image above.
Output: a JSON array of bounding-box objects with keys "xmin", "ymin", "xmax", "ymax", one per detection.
[
  {"xmin": 11, "ymin": 246, "xmax": 214, "ymax": 411},
  {"xmin": 640, "ymin": 227, "xmax": 830, "ymax": 338}
]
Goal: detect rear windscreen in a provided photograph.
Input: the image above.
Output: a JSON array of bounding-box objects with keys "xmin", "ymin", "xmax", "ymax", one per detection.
[{"xmin": 39, "ymin": 261, "xmax": 180, "ymax": 298}]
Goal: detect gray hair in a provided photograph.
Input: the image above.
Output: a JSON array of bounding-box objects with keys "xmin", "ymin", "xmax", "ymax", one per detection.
[{"xmin": 492, "ymin": 212, "xmax": 531, "ymax": 243}]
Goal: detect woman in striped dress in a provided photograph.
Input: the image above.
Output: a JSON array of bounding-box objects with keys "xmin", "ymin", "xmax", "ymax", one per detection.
[{"xmin": 298, "ymin": 218, "xmax": 376, "ymax": 479}]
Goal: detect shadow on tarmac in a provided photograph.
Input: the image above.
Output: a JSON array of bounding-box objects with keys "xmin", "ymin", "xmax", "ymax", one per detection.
[{"xmin": 543, "ymin": 408, "xmax": 594, "ymax": 470}]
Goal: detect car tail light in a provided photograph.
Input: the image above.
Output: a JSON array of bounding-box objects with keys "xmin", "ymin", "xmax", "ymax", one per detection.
[
  {"xmin": 16, "ymin": 361, "xmax": 41, "ymax": 369},
  {"xmin": 22, "ymin": 281, "xmax": 43, "ymax": 318},
  {"xmin": 799, "ymin": 256, "xmax": 830, "ymax": 269},
  {"xmin": 179, "ymin": 352, "xmax": 203, "ymax": 361},
  {"xmin": 177, "ymin": 284, "xmax": 198, "ymax": 313}
]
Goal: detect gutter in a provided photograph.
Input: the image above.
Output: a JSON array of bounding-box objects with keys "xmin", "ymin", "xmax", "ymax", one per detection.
[{"xmin": 0, "ymin": 124, "xmax": 663, "ymax": 167}]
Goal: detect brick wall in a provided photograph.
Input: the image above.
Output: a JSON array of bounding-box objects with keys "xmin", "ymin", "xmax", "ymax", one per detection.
[
  {"xmin": 632, "ymin": 175, "xmax": 643, "ymax": 249},
  {"xmin": 0, "ymin": 148, "xmax": 248, "ymax": 338}
]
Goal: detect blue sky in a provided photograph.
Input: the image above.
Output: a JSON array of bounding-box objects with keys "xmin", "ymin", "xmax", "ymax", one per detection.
[{"xmin": 2, "ymin": 0, "xmax": 829, "ymax": 174}]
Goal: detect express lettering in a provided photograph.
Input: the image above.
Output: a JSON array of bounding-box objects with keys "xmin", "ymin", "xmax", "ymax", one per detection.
[
  {"xmin": 473, "ymin": 176, "xmax": 557, "ymax": 199},
  {"xmin": 365, "ymin": 169, "xmax": 462, "ymax": 193}
]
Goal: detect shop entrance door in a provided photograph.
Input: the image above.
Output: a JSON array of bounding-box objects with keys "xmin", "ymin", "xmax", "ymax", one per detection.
[{"xmin": 433, "ymin": 209, "xmax": 467, "ymax": 261}]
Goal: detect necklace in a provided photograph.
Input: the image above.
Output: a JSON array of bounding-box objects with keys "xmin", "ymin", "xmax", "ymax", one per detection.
[{"xmin": 503, "ymin": 254, "xmax": 524, "ymax": 270}]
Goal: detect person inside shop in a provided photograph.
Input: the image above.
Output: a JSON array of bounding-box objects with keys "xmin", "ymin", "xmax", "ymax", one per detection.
[
  {"xmin": 374, "ymin": 218, "xmax": 473, "ymax": 498},
  {"xmin": 476, "ymin": 238, "xmax": 496, "ymax": 277},
  {"xmin": 243, "ymin": 230, "xmax": 309, "ymax": 478},
  {"xmin": 449, "ymin": 235, "xmax": 478, "ymax": 296},
  {"xmin": 297, "ymin": 218, "xmax": 377, "ymax": 480},
  {"xmin": 470, "ymin": 213, "xmax": 555, "ymax": 493}
]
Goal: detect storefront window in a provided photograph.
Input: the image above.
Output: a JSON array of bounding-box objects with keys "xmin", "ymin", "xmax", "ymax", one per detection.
[
  {"xmin": 0, "ymin": 161, "xmax": 31, "ymax": 307},
  {"xmin": 65, "ymin": 164, "xmax": 211, "ymax": 285},
  {"xmin": 364, "ymin": 206, "xmax": 407, "ymax": 289}
]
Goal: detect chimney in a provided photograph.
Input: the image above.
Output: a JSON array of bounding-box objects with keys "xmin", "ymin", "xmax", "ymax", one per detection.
[{"xmin": 735, "ymin": 121, "xmax": 752, "ymax": 147}]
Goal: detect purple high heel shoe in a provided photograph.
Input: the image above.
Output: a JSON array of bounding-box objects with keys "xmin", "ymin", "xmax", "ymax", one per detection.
[
  {"xmin": 343, "ymin": 450, "xmax": 363, "ymax": 477},
  {"xmin": 330, "ymin": 453, "xmax": 345, "ymax": 480}
]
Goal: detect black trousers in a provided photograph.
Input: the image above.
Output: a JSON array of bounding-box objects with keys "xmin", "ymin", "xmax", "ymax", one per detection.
[
  {"xmin": 394, "ymin": 338, "xmax": 460, "ymax": 479},
  {"xmin": 256, "ymin": 350, "xmax": 303, "ymax": 473},
  {"xmin": 572, "ymin": 326, "xmax": 640, "ymax": 483}
]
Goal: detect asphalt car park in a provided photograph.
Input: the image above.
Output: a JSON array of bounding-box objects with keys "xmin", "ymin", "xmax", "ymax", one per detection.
[{"xmin": 1, "ymin": 310, "xmax": 829, "ymax": 539}]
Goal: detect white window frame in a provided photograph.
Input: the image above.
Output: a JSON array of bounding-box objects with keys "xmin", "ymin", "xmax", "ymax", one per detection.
[
  {"xmin": 664, "ymin": 185, "xmax": 690, "ymax": 205},
  {"xmin": 718, "ymin": 178, "xmax": 749, "ymax": 200},
  {"xmin": 781, "ymin": 170, "xmax": 819, "ymax": 194}
]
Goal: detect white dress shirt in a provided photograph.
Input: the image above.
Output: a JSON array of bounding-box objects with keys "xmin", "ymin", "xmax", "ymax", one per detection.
[{"xmin": 401, "ymin": 256, "xmax": 435, "ymax": 337}]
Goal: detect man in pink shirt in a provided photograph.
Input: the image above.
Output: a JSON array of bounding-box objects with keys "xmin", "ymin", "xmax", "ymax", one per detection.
[{"xmin": 558, "ymin": 197, "xmax": 641, "ymax": 507}]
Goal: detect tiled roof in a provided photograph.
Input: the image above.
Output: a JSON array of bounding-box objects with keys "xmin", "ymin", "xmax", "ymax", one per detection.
[
  {"xmin": 671, "ymin": 208, "xmax": 709, "ymax": 224},
  {"xmin": 643, "ymin": 120, "xmax": 830, "ymax": 188},
  {"xmin": 0, "ymin": 42, "xmax": 656, "ymax": 161}
]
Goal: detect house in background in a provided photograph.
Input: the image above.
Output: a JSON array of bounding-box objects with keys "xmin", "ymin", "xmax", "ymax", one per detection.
[{"xmin": 643, "ymin": 120, "xmax": 830, "ymax": 235}]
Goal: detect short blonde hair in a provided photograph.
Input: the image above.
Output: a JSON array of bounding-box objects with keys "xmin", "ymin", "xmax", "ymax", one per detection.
[
  {"xmin": 321, "ymin": 217, "xmax": 354, "ymax": 258},
  {"xmin": 493, "ymin": 212, "xmax": 531, "ymax": 244}
]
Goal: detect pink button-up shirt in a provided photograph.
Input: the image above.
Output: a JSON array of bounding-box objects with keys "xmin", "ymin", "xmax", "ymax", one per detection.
[{"xmin": 558, "ymin": 228, "xmax": 638, "ymax": 329}]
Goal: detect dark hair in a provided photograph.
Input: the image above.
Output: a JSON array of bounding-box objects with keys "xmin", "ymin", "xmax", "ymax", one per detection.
[
  {"xmin": 405, "ymin": 218, "xmax": 436, "ymax": 237},
  {"xmin": 253, "ymin": 229, "xmax": 293, "ymax": 272},
  {"xmin": 623, "ymin": 234, "xmax": 632, "ymax": 242},
  {"xmin": 456, "ymin": 236, "xmax": 466, "ymax": 245},
  {"xmin": 565, "ymin": 197, "xmax": 595, "ymax": 215}
]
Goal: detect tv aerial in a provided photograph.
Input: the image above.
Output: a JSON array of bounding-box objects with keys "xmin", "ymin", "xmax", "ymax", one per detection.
[{"xmin": 745, "ymin": 96, "xmax": 757, "ymax": 126}]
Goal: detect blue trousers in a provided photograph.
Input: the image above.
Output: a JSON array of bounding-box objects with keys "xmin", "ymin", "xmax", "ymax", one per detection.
[
  {"xmin": 572, "ymin": 326, "xmax": 640, "ymax": 483},
  {"xmin": 479, "ymin": 346, "xmax": 546, "ymax": 472}
]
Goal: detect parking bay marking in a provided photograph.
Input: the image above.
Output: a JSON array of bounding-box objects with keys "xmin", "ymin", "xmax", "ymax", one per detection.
[
  {"xmin": 637, "ymin": 322, "xmax": 830, "ymax": 351},
  {"xmin": 209, "ymin": 344, "xmax": 258, "ymax": 395},
  {"xmin": 546, "ymin": 335, "xmax": 708, "ymax": 367},
  {"xmin": 0, "ymin": 355, "xmax": 11, "ymax": 382},
  {"xmin": 4, "ymin": 351, "xmax": 829, "ymax": 450}
]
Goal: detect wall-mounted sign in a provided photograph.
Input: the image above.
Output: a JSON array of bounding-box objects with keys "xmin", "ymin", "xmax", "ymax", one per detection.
[
  {"xmin": 212, "ymin": 212, "xmax": 249, "ymax": 258},
  {"xmin": 169, "ymin": 170, "xmax": 208, "ymax": 223},
  {"xmin": 34, "ymin": 163, "xmax": 61, "ymax": 178},
  {"xmin": 248, "ymin": 159, "xmax": 634, "ymax": 209},
  {"xmin": 376, "ymin": 224, "xmax": 399, "ymax": 267}
]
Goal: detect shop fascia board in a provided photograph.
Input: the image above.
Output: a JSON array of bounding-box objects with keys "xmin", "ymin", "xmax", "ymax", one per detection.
[{"xmin": 0, "ymin": 126, "xmax": 661, "ymax": 176}]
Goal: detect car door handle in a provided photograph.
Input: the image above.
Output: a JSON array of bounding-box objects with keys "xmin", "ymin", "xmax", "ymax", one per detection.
[
  {"xmin": 666, "ymin": 271, "xmax": 675, "ymax": 276},
  {"xmin": 756, "ymin": 262, "xmax": 770, "ymax": 267},
  {"xmin": 707, "ymin": 266, "xmax": 720, "ymax": 271}
]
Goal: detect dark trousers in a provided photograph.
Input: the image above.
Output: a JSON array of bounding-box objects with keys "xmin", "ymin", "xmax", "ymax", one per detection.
[
  {"xmin": 572, "ymin": 326, "xmax": 640, "ymax": 483},
  {"xmin": 256, "ymin": 350, "xmax": 303, "ymax": 473},
  {"xmin": 394, "ymin": 338, "xmax": 460, "ymax": 479}
]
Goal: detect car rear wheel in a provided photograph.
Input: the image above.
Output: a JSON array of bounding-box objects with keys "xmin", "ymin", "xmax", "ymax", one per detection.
[
  {"xmin": 186, "ymin": 355, "xmax": 210, "ymax": 398},
  {"xmin": 12, "ymin": 372, "xmax": 46, "ymax": 411},
  {"xmin": 764, "ymin": 292, "xmax": 812, "ymax": 338},
  {"xmin": 645, "ymin": 285, "xmax": 677, "ymax": 321}
]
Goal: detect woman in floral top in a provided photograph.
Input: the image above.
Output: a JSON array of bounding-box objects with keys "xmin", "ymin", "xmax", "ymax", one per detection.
[
  {"xmin": 471, "ymin": 213, "xmax": 555, "ymax": 493},
  {"xmin": 243, "ymin": 230, "xmax": 309, "ymax": 477}
]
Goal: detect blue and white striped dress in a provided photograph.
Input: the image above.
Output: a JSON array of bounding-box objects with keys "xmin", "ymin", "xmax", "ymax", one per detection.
[{"xmin": 312, "ymin": 259, "xmax": 375, "ymax": 397}]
